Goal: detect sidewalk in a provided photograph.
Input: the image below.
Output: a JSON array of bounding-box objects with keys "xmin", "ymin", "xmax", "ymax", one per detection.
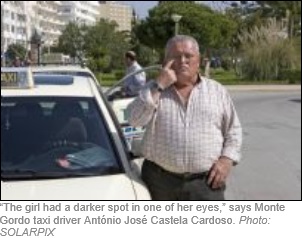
[{"xmin": 226, "ymin": 84, "xmax": 301, "ymax": 92}]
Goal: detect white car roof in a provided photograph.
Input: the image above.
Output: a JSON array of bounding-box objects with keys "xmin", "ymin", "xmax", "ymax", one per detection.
[
  {"xmin": 1, "ymin": 67, "xmax": 96, "ymax": 98},
  {"xmin": 2, "ymin": 77, "xmax": 95, "ymax": 97}
]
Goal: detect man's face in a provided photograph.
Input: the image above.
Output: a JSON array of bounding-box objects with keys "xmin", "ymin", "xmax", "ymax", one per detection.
[{"xmin": 166, "ymin": 41, "xmax": 200, "ymax": 81}]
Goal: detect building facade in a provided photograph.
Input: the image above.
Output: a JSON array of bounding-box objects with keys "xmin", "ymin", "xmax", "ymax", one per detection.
[
  {"xmin": 32, "ymin": 1, "xmax": 65, "ymax": 47},
  {"xmin": 59, "ymin": 1, "xmax": 100, "ymax": 26},
  {"xmin": 1, "ymin": 1, "xmax": 28, "ymax": 54},
  {"xmin": 99, "ymin": 1, "xmax": 132, "ymax": 32},
  {"xmin": 1, "ymin": 1, "xmax": 136, "ymax": 62},
  {"xmin": 1, "ymin": 1, "xmax": 66, "ymax": 55}
]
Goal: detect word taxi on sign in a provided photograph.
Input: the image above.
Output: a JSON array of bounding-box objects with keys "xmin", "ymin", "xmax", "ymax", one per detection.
[{"xmin": 1, "ymin": 67, "xmax": 34, "ymax": 89}]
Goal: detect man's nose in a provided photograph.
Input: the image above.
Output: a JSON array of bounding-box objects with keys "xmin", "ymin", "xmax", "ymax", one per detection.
[{"xmin": 179, "ymin": 55, "xmax": 187, "ymax": 63}]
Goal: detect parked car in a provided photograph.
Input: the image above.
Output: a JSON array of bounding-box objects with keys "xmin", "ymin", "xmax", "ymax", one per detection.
[{"xmin": 1, "ymin": 67, "xmax": 150, "ymax": 200}]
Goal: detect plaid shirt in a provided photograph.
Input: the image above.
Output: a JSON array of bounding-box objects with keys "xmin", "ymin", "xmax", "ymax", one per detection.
[{"xmin": 127, "ymin": 76, "xmax": 242, "ymax": 173}]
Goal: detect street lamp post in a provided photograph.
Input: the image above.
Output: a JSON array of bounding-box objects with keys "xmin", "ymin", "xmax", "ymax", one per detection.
[
  {"xmin": 171, "ymin": 14, "xmax": 182, "ymax": 35},
  {"xmin": 30, "ymin": 28, "xmax": 42, "ymax": 65}
]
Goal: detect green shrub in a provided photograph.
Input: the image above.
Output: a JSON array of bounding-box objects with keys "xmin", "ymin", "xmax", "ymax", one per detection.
[
  {"xmin": 279, "ymin": 69, "xmax": 301, "ymax": 84},
  {"xmin": 211, "ymin": 68, "xmax": 227, "ymax": 76},
  {"xmin": 211, "ymin": 69, "xmax": 240, "ymax": 84},
  {"xmin": 220, "ymin": 57, "xmax": 233, "ymax": 71},
  {"xmin": 98, "ymin": 73, "xmax": 118, "ymax": 87},
  {"xmin": 238, "ymin": 19, "xmax": 300, "ymax": 81},
  {"xmin": 114, "ymin": 69, "xmax": 125, "ymax": 80},
  {"xmin": 101, "ymin": 80, "xmax": 116, "ymax": 87},
  {"xmin": 99, "ymin": 73, "xmax": 117, "ymax": 82}
]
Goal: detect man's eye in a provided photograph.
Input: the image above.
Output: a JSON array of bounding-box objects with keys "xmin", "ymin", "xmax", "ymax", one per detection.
[
  {"xmin": 171, "ymin": 54, "xmax": 194, "ymax": 60},
  {"xmin": 185, "ymin": 54, "xmax": 194, "ymax": 58}
]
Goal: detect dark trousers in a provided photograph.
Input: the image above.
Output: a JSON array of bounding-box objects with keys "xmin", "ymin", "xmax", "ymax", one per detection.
[{"xmin": 142, "ymin": 160, "xmax": 225, "ymax": 200}]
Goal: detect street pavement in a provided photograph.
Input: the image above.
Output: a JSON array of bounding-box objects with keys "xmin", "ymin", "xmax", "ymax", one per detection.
[
  {"xmin": 226, "ymin": 84, "xmax": 301, "ymax": 92},
  {"xmin": 226, "ymin": 88, "xmax": 301, "ymax": 200}
]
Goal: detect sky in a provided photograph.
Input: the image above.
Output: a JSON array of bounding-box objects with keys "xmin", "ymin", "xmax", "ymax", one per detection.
[{"xmin": 121, "ymin": 1, "xmax": 158, "ymax": 19}]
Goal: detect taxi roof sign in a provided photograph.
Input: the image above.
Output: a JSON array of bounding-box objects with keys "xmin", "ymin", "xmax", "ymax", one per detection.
[{"xmin": 1, "ymin": 67, "xmax": 34, "ymax": 89}]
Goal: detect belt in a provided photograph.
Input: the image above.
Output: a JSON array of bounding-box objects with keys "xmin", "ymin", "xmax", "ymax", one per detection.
[{"xmin": 145, "ymin": 160, "xmax": 208, "ymax": 181}]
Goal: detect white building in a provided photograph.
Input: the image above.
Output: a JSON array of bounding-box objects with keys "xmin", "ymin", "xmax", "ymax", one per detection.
[
  {"xmin": 1, "ymin": 1, "xmax": 65, "ymax": 56},
  {"xmin": 1, "ymin": 1, "xmax": 28, "ymax": 54},
  {"xmin": 1, "ymin": 1, "xmax": 100, "ymax": 55},
  {"xmin": 1, "ymin": 1, "xmax": 105, "ymax": 61},
  {"xmin": 59, "ymin": 1, "xmax": 100, "ymax": 25},
  {"xmin": 31, "ymin": 1, "xmax": 66, "ymax": 47},
  {"xmin": 99, "ymin": 1, "xmax": 132, "ymax": 32}
]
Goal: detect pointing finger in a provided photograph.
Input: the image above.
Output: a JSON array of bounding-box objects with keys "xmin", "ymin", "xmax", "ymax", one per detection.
[{"xmin": 163, "ymin": 59, "xmax": 175, "ymax": 70}]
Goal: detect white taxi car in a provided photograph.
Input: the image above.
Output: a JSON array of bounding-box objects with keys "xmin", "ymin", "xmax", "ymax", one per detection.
[
  {"xmin": 31, "ymin": 65, "xmax": 142, "ymax": 152},
  {"xmin": 1, "ymin": 67, "xmax": 150, "ymax": 200},
  {"xmin": 31, "ymin": 64, "xmax": 160, "ymax": 155}
]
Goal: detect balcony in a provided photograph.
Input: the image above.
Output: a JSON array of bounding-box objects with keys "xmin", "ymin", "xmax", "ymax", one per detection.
[
  {"xmin": 41, "ymin": 28, "xmax": 62, "ymax": 37},
  {"xmin": 37, "ymin": 3, "xmax": 58, "ymax": 15}
]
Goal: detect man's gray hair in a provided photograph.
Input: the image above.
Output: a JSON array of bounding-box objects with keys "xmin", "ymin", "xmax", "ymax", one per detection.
[{"xmin": 165, "ymin": 35, "xmax": 200, "ymax": 57}]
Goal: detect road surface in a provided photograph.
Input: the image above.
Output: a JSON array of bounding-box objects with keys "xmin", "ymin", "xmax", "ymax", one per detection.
[{"xmin": 226, "ymin": 90, "xmax": 301, "ymax": 200}]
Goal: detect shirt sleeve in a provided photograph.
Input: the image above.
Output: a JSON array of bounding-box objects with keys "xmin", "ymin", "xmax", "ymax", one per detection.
[
  {"xmin": 128, "ymin": 72, "xmax": 146, "ymax": 93},
  {"xmin": 221, "ymin": 88, "xmax": 243, "ymax": 164},
  {"xmin": 127, "ymin": 81, "xmax": 158, "ymax": 127},
  {"xmin": 124, "ymin": 64, "xmax": 146, "ymax": 96},
  {"xmin": 135, "ymin": 71, "xmax": 146, "ymax": 86}
]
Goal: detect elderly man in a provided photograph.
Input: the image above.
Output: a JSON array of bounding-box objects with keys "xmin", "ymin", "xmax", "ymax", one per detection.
[{"xmin": 127, "ymin": 35, "xmax": 242, "ymax": 200}]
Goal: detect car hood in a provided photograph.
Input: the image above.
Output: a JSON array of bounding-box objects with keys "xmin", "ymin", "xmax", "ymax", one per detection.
[{"xmin": 1, "ymin": 174, "xmax": 137, "ymax": 200}]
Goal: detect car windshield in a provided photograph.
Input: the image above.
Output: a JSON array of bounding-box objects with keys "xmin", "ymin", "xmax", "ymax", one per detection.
[{"xmin": 1, "ymin": 96, "xmax": 121, "ymax": 180}]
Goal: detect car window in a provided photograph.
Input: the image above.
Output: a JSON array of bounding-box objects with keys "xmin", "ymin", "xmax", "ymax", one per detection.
[{"xmin": 1, "ymin": 96, "xmax": 122, "ymax": 180}]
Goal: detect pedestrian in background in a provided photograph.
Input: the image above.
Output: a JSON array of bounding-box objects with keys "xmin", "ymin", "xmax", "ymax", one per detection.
[{"xmin": 122, "ymin": 51, "xmax": 146, "ymax": 97}]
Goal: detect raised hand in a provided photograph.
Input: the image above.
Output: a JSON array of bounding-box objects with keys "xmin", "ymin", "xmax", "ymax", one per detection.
[{"xmin": 156, "ymin": 59, "xmax": 177, "ymax": 89}]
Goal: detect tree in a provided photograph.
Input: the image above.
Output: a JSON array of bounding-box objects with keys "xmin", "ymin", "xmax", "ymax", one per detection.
[
  {"xmin": 135, "ymin": 2, "xmax": 237, "ymax": 76},
  {"xmin": 223, "ymin": 1, "xmax": 301, "ymax": 78},
  {"xmin": 6, "ymin": 43, "xmax": 27, "ymax": 61},
  {"xmin": 135, "ymin": 2, "xmax": 237, "ymax": 55},
  {"xmin": 255, "ymin": 1, "xmax": 301, "ymax": 38},
  {"xmin": 229, "ymin": 1, "xmax": 301, "ymax": 38},
  {"xmin": 136, "ymin": 2, "xmax": 236, "ymax": 49},
  {"xmin": 84, "ymin": 19, "xmax": 130, "ymax": 72},
  {"xmin": 57, "ymin": 22, "xmax": 88, "ymax": 62},
  {"xmin": 130, "ymin": 23, "xmax": 159, "ymax": 66},
  {"xmin": 56, "ymin": 20, "xmax": 130, "ymax": 72}
]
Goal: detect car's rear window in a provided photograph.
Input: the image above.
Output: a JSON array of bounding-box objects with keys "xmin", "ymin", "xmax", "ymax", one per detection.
[
  {"xmin": 1, "ymin": 96, "xmax": 122, "ymax": 180},
  {"xmin": 34, "ymin": 71, "xmax": 93, "ymax": 78}
]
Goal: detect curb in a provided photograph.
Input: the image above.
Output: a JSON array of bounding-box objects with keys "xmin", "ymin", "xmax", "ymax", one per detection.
[{"xmin": 226, "ymin": 85, "xmax": 301, "ymax": 92}]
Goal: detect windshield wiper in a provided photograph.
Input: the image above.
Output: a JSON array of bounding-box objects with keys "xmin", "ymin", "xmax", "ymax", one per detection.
[
  {"xmin": 1, "ymin": 166, "xmax": 120, "ymax": 179},
  {"xmin": 2, "ymin": 169, "xmax": 42, "ymax": 179}
]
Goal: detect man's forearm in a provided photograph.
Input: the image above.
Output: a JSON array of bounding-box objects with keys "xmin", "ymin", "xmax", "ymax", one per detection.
[{"xmin": 127, "ymin": 86, "xmax": 158, "ymax": 127}]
